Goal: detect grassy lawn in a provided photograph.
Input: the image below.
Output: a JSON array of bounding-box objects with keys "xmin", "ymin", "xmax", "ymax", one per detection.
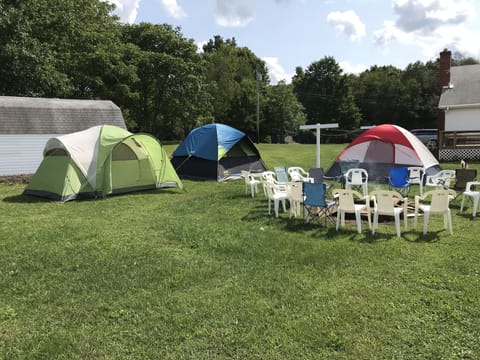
[{"xmin": 1, "ymin": 143, "xmax": 480, "ymax": 359}]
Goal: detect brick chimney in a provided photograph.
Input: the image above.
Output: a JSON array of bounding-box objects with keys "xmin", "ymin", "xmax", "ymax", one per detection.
[
  {"xmin": 438, "ymin": 49, "xmax": 451, "ymax": 132},
  {"xmin": 439, "ymin": 48, "xmax": 451, "ymax": 88}
]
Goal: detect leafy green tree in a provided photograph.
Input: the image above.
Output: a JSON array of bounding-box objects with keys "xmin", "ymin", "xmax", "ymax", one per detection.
[
  {"xmin": 262, "ymin": 81, "xmax": 306, "ymax": 143},
  {"xmin": 401, "ymin": 61, "xmax": 440, "ymax": 129},
  {"xmin": 352, "ymin": 62, "xmax": 440, "ymax": 130},
  {"xmin": 202, "ymin": 36, "xmax": 269, "ymax": 138},
  {"xmin": 452, "ymin": 51, "xmax": 480, "ymax": 66},
  {"xmin": 292, "ymin": 56, "xmax": 361, "ymax": 132},
  {"xmin": 120, "ymin": 23, "xmax": 212, "ymax": 139},
  {"xmin": 0, "ymin": 0, "xmax": 131, "ymax": 100}
]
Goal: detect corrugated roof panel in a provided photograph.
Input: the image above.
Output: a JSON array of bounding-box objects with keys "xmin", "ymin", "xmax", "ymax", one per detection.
[{"xmin": 0, "ymin": 96, "xmax": 126, "ymax": 134}]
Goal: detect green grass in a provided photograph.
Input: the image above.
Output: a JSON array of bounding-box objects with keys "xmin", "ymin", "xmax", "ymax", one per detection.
[{"xmin": 1, "ymin": 144, "xmax": 480, "ymax": 359}]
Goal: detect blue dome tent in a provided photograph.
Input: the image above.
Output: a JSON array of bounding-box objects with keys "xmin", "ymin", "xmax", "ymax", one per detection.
[{"xmin": 171, "ymin": 124, "xmax": 266, "ymax": 181}]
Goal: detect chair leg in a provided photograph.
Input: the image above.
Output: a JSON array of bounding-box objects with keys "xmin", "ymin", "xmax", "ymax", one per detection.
[
  {"xmin": 372, "ymin": 211, "xmax": 378, "ymax": 235},
  {"xmin": 460, "ymin": 195, "xmax": 466, "ymax": 212},
  {"xmin": 447, "ymin": 210, "xmax": 453, "ymax": 234},
  {"xmin": 423, "ymin": 212, "xmax": 430, "ymax": 235},
  {"xmin": 355, "ymin": 210, "xmax": 362, "ymax": 233},
  {"xmin": 366, "ymin": 208, "xmax": 371, "ymax": 229},
  {"xmin": 336, "ymin": 210, "xmax": 341, "ymax": 230},
  {"xmin": 394, "ymin": 213, "xmax": 401, "ymax": 237},
  {"xmin": 274, "ymin": 199, "xmax": 279, "ymax": 218},
  {"xmin": 473, "ymin": 196, "xmax": 480, "ymax": 217}
]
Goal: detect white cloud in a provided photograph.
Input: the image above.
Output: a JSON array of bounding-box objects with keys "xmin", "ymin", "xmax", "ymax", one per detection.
[
  {"xmin": 373, "ymin": 0, "xmax": 480, "ymax": 60},
  {"xmin": 327, "ymin": 10, "xmax": 366, "ymax": 42},
  {"xmin": 262, "ymin": 57, "xmax": 293, "ymax": 85},
  {"xmin": 393, "ymin": 0, "xmax": 472, "ymax": 33},
  {"xmin": 161, "ymin": 0, "xmax": 187, "ymax": 19},
  {"xmin": 339, "ymin": 60, "xmax": 368, "ymax": 75},
  {"xmin": 107, "ymin": 0, "xmax": 140, "ymax": 24},
  {"xmin": 214, "ymin": 0, "xmax": 254, "ymax": 27}
]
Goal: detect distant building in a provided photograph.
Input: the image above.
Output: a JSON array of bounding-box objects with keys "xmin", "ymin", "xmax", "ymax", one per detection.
[
  {"xmin": 0, "ymin": 96, "xmax": 126, "ymax": 176},
  {"xmin": 438, "ymin": 49, "xmax": 480, "ymax": 161}
]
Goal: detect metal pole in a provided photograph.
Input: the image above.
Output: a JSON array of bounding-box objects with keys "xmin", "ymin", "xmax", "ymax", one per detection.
[{"xmin": 299, "ymin": 123, "xmax": 339, "ymax": 168}]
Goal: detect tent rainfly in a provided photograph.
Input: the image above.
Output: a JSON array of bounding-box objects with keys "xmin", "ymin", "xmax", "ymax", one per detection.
[
  {"xmin": 24, "ymin": 125, "xmax": 182, "ymax": 201},
  {"xmin": 171, "ymin": 123, "xmax": 267, "ymax": 181},
  {"xmin": 325, "ymin": 124, "xmax": 441, "ymax": 182}
]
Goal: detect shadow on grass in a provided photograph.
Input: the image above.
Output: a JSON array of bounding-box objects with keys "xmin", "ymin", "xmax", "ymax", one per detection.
[
  {"xmin": 2, "ymin": 188, "xmax": 181, "ymax": 204},
  {"xmin": 3, "ymin": 194, "xmax": 52, "ymax": 203}
]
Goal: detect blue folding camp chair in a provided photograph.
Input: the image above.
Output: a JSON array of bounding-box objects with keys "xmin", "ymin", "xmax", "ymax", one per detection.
[
  {"xmin": 303, "ymin": 182, "xmax": 336, "ymax": 226},
  {"xmin": 387, "ymin": 167, "xmax": 411, "ymax": 196}
]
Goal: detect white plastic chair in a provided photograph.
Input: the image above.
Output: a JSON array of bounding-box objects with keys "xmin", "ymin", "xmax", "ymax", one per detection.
[
  {"xmin": 460, "ymin": 181, "xmax": 480, "ymax": 217},
  {"xmin": 332, "ymin": 188, "xmax": 371, "ymax": 233},
  {"xmin": 425, "ymin": 170, "xmax": 456, "ymax": 190},
  {"xmin": 287, "ymin": 166, "xmax": 312, "ymax": 182},
  {"xmin": 264, "ymin": 180, "xmax": 288, "ymax": 218},
  {"xmin": 344, "ymin": 168, "xmax": 368, "ymax": 196},
  {"xmin": 287, "ymin": 181, "xmax": 304, "ymax": 219},
  {"xmin": 241, "ymin": 170, "xmax": 261, "ymax": 198},
  {"xmin": 407, "ymin": 167, "xmax": 425, "ymax": 195},
  {"xmin": 414, "ymin": 189, "xmax": 456, "ymax": 235},
  {"xmin": 370, "ymin": 190, "xmax": 408, "ymax": 237},
  {"xmin": 261, "ymin": 171, "xmax": 287, "ymax": 196}
]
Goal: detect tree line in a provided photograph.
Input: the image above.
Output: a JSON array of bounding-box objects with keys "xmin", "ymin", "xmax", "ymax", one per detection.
[{"xmin": 1, "ymin": 0, "xmax": 478, "ymax": 143}]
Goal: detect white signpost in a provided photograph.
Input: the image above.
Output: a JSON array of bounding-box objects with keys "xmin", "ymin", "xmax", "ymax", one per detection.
[{"xmin": 299, "ymin": 123, "xmax": 339, "ymax": 168}]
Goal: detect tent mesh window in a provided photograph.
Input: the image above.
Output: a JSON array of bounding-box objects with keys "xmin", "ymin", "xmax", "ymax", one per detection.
[
  {"xmin": 224, "ymin": 139, "xmax": 256, "ymax": 157},
  {"xmin": 112, "ymin": 143, "xmax": 137, "ymax": 161}
]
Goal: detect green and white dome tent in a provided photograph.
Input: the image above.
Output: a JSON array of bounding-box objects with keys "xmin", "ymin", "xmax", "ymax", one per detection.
[{"xmin": 24, "ymin": 125, "xmax": 182, "ymax": 201}]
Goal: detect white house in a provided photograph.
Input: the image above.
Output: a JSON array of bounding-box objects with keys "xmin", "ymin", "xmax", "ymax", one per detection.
[
  {"xmin": 0, "ymin": 96, "xmax": 126, "ymax": 176},
  {"xmin": 438, "ymin": 49, "xmax": 480, "ymax": 161}
]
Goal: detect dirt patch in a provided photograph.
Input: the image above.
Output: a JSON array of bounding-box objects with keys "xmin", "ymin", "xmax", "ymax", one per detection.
[{"xmin": 0, "ymin": 174, "xmax": 32, "ymax": 185}]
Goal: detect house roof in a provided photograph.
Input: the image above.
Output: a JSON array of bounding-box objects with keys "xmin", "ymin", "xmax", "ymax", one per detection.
[
  {"xmin": 0, "ymin": 96, "xmax": 126, "ymax": 134},
  {"xmin": 439, "ymin": 64, "xmax": 480, "ymax": 109}
]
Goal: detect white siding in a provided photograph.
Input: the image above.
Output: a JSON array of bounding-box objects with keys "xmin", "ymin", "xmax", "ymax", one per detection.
[
  {"xmin": 445, "ymin": 108, "xmax": 480, "ymax": 131},
  {"xmin": 0, "ymin": 134, "xmax": 56, "ymax": 176}
]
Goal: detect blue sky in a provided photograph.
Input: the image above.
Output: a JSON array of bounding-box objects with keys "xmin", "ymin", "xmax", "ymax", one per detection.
[{"xmin": 109, "ymin": 0, "xmax": 480, "ymax": 84}]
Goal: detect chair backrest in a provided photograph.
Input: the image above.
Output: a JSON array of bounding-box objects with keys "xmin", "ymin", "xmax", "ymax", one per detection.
[
  {"xmin": 303, "ymin": 182, "xmax": 328, "ymax": 207},
  {"xmin": 332, "ymin": 188, "xmax": 363, "ymax": 212},
  {"xmin": 370, "ymin": 190, "xmax": 402, "ymax": 215},
  {"xmin": 264, "ymin": 181, "xmax": 275, "ymax": 199},
  {"xmin": 454, "ymin": 168, "xmax": 477, "ymax": 190},
  {"xmin": 425, "ymin": 189, "xmax": 456, "ymax": 213},
  {"xmin": 426, "ymin": 170, "xmax": 456, "ymax": 188},
  {"xmin": 345, "ymin": 168, "xmax": 368, "ymax": 185},
  {"xmin": 407, "ymin": 167, "xmax": 425, "ymax": 185},
  {"xmin": 287, "ymin": 181, "xmax": 303, "ymax": 202},
  {"xmin": 262, "ymin": 171, "xmax": 276, "ymax": 182},
  {"xmin": 288, "ymin": 167, "xmax": 308, "ymax": 182},
  {"xmin": 389, "ymin": 167, "xmax": 409, "ymax": 187},
  {"xmin": 308, "ymin": 167, "xmax": 325, "ymax": 184},
  {"xmin": 274, "ymin": 166, "xmax": 289, "ymax": 183},
  {"xmin": 241, "ymin": 170, "xmax": 251, "ymax": 185}
]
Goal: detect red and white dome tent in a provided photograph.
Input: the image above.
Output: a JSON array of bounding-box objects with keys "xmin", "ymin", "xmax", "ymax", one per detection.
[{"xmin": 325, "ymin": 124, "xmax": 441, "ymax": 182}]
